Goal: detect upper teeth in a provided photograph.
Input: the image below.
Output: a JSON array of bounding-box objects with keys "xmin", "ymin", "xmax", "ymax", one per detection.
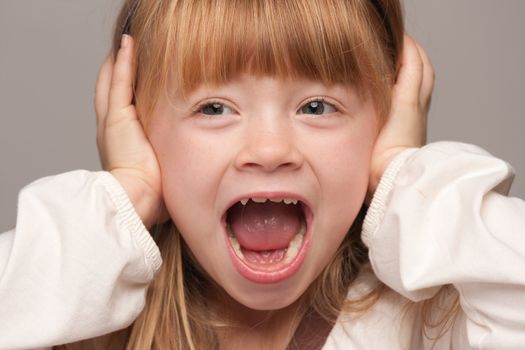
[{"xmin": 239, "ymin": 198, "xmax": 298, "ymax": 205}]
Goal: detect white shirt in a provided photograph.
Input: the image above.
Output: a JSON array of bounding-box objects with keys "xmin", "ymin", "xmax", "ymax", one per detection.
[{"xmin": 1, "ymin": 142, "xmax": 524, "ymax": 349}]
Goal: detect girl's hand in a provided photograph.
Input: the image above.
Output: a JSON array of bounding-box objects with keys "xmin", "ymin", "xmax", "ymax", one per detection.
[
  {"xmin": 95, "ymin": 35, "xmax": 168, "ymax": 229},
  {"xmin": 369, "ymin": 34, "xmax": 434, "ymax": 195}
]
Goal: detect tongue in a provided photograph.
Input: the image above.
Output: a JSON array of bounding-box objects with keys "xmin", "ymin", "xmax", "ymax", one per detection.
[{"xmin": 228, "ymin": 201, "xmax": 302, "ymax": 251}]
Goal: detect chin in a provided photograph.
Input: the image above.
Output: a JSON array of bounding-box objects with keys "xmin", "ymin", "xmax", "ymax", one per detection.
[
  {"xmin": 215, "ymin": 259, "xmax": 318, "ymax": 311},
  {"xmin": 237, "ymin": 287, "xmax": 304, "ymax": 311}
]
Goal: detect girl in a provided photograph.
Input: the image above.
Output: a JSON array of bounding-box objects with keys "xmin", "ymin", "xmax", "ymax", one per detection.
[{"xmin": 1, "ymin": 0, "xmax": 524, "ymax": 349}]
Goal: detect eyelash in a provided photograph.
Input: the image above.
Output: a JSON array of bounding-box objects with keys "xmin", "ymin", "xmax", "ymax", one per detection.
[
  {"xmin": 300, "ymin": 97, "xmax": 339, "ymax": 115},
  {"xmin": 191, "ymin": 97, "xmax": 340, "ymax": 117},
  {"xmin": 191, "ymin": 99, "xmax": 230, "ymax": 117}
]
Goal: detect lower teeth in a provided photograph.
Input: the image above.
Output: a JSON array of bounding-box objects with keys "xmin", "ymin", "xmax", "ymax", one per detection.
[{"xmin": 227, "ymin": 219, "xmax": 306, "ymax": 265}]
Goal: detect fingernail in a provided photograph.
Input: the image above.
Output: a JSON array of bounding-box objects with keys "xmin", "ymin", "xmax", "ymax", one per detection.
[{"xmin": 121, "ymin": 34, "xmax": 130, "ymax": 49}]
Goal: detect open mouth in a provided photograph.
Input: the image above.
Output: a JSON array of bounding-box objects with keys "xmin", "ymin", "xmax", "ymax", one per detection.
[{"xmin": 222, "ymin": 195, "xmax": 312, "ymax": 284}]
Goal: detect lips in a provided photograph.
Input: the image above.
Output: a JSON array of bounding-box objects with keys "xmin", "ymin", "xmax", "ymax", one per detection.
[{"xmin": 221, "ymin": 193, "xmax": 313, "ymax": 284}]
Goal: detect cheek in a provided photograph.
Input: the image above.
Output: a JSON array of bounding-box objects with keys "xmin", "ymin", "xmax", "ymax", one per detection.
[
  {"xmin": 148, "ymin": 121, "xmax": 218, "ymax": 226},
  {"xmin": 147, "ymin": 119, "xmax": 240, "ymax": 287},
  {"xmin": 319, "ymin": 135, "xmax": 371, "ymax": 226},
  {"xmin": 328, "ymin": 135, "xmax": 373, "ymax": 204},
  {"xmin": 307, "ymin": 121, "xmax": 376, "ymax": 207},
  {"xmin": 302, "ymin": 120, "xmax": 376, "ymax": 270},
  {"xmin": 147, "ymin": 121, "xmax": 241, "ymax": 261}
]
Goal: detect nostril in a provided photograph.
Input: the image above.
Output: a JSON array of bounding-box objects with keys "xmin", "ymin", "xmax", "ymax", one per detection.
[
  {"xmin": 277, "ymin": 161, "xmax": 301, "ymax": 171},
  {"xmin": 239, "ymin": 160, "xmax": 302, "ymax": 173},
  {"xmin": 233, "ymin": 130, "xmax": 304, "ymax": 172},
  {"xmin": 234, "ymin": 148, "xmax": 304, "ymax": 173}
]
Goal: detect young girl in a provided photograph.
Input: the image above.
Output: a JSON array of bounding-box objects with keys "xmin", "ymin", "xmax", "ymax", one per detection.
[{"xmin": 1, "ymin": 0, "xmax": 524, "ymax": 349}]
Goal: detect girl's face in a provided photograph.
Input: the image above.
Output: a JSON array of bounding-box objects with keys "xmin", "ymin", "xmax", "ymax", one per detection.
[{"xmin": 148, "ymin": 75, "xmax": 378, "ymax": 310}]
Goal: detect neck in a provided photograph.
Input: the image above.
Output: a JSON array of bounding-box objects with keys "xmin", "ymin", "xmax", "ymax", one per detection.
[{"xmin": 215, "ymin": 294, "xmax": 305, "ymax": 350}]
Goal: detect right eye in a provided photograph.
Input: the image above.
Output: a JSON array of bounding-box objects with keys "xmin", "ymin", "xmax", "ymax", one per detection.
[{"xmin": 195, "ymin": 101, "xmax": 234, "ymax": 116}]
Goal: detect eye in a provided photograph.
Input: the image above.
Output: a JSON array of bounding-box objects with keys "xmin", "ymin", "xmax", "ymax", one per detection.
[
  {"xmin": 299, "ymin": 98, "xmax": 337, "ymax": 115},
  {"xmin": 195, "ymin": 101, "xmax": 234, "ymax": 116}
]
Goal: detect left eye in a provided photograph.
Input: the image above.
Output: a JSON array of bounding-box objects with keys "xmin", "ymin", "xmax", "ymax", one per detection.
[
  {"xmin": 299, "ymin": 100, "xmax": 337, "ymax": 115},
  {"xmin": 198, "ymin": 102, "xmax": 234, "ymax": 116}
]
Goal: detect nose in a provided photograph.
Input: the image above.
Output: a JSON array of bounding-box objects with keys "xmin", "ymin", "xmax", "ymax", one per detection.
[{"xmin": 234, "ymin": 120, "xmax": 304, "ymax": 173}]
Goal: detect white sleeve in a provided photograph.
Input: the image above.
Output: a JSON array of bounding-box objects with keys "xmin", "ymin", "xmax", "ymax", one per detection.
[
  {"xmin": 0, "ymin": 170, "xmax": 162, "ymax": 350},
  {"xmin": 362, "ymin": 142, "xmax": 525, "ymax": 350}
]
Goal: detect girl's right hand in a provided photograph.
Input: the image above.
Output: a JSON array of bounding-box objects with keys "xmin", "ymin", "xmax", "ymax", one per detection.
[{"xmin": 95, "ymin": 35, "xmax": 168, "ymax": 229}]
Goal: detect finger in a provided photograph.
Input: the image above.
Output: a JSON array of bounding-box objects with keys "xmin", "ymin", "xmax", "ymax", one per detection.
[
  {"xmin": 413, "ymin": 40, "xmax": 435, "ymax": 109},
  {"xmin": 94, "ymin": 53, "xmax": 114, "ymax": 127},
  {"xmin": 392, "ymin": 34, "xmax": 424, "ymax": 108},
  {"xmin": 108, "ymin": 35, "xmax": 136, "ymax": 120}
]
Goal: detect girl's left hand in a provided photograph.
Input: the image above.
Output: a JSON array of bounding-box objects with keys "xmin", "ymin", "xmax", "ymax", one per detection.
[{"xmin": 369, "ymin": 34, "xmax": 434, "ymax": 195}]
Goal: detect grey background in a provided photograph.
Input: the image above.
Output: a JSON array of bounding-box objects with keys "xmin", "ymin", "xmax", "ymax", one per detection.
[{"xmin": 1, "ymin": 1, "xmax": 524, "ymax": 232}]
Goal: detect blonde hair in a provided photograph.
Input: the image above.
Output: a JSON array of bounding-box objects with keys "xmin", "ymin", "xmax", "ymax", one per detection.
[
  {"xmin": 115, "ymin": 0, "xmax": 403, "ymax": 129},
  {"xmin": 59, "ymin": 1, "xmax": 463, "ymax": 349}
]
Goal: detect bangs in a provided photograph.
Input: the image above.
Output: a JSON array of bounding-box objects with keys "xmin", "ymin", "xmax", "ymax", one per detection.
[
  {"xmin": 169, "ymin": 0, "xmax": 382, "ymax": 96},
  {"xmin": 121, "ymin": 0, "xmax": 402, "ymax": 125}
]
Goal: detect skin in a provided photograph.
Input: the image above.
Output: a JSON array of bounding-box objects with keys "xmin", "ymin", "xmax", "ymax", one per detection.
[
  {"xmin": 95, "ymin": 34, "xmax": 434, "ymax": 348},
  {"xmin": 148, "ymin": 75, "xmax": 377, "ymax": 310}
]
